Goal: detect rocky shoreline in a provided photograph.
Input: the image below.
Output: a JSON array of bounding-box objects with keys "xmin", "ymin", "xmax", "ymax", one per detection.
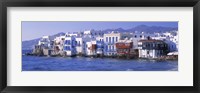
[{"xmin": 25, "ymin": 52, "xmax": 178, "ymax": 61}]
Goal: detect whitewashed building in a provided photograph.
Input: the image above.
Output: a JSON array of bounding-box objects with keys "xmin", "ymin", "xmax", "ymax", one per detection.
[
  {"xmin": 75, "ymin": 37, "xmax": 83, "ymax": 55},
  {"xmin": 151, "ymin": 31, "xmax": 178, "ymax": 52},
  {"xmin": 53, "ymin": 36, "xmax": 65, "ymax": 52},
  {"xmin": 95, "ymin": 36, "xmax": 104, "ymax": 55},
  {"xmin": 85, "ymin": 40, "xmax": 97, "ymax": 56},
  {"xmin": 132, "ymin": 32, "xmax": 156, "ymax": 49},
  {"xmin": 103, "ymin": 31, "xmax": 121, "ymax": 56},
  {"xmin": 138, "ymin": 39, "xmax": 168, "ymax": 58},
  {"xmin": 63, "ymin": 36, "xmax": 76, "ymax": 56},
  {"xmin": 38, "ymin": 36, "xmax": 51, "ymax": 48},
  {"xmin": 65, "ymin": 32, "xmax": 79, "ymax": 37},
  {"xmin": 84, "ymin": 30, "xmax": 92, "ymax": 35}
]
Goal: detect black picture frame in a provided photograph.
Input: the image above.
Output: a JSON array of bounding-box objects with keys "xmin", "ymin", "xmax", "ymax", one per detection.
[{"xmin": 0, "ymin": 0, "xmax": 199, "ymax": 93}]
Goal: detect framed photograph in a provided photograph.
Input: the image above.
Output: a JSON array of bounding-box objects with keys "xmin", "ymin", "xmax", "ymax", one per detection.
[{"xmin": 0, "ymin": 0, "xmax": 199, "ymax": 93}]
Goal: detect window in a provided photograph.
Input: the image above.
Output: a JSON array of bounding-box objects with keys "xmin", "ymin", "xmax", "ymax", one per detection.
[
  {"xmin": 106, "ymin": 37, "xmax": 108, "ymax": 42},
  {"xmin": 157, "ymin": 51, "xmax": 160, "ymax": 55},
  {"xmin": 112, "ymin": 46, "xmax": 114, "ymax": 50},
  {"xmin": 75, "ymin": 41, "xmax": 77, "ymax": 45},
  {"xmin": 116, "ymin": 37, "xmax": 118, "ymax": 42},
  {"xmin": 112, "ymin": 37, "xmax": 114, "ymax": 43},
  {"xmin": 65, "ymin": 40, "xmax": 71, "ymax": 44},
  {"xmin": 109, "ymin": 37, "xmax": 111, "ymax": 43},
  {"xmin": 147, "ymin": 51, "xmax": 149, "ymax": 54},
  {"xmin": 135, "ymin": 35, "xmax": 137, "ymax": 38},
  {"xmin": 64, "ymin": 46, "xmax": 71, "ymax": 50},
  {"xmin": 153, "ymin": 44, "xmax": 155, "ymax": 47}
]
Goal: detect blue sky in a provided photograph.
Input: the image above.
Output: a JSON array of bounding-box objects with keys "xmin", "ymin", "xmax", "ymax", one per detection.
[{"xmin": 22, "ymin": 21, "xmax": 178, "ymax": 41}]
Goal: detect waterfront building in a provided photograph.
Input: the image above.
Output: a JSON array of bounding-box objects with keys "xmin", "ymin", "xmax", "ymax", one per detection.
[
  {"xmin": 32, "ymin": 45, "xmax": 44, "ymax": 56},
  {"xmin": 53, "ymin": 36, "xmax": 65, "ymax": 52},
  {"xmin": 38, "ymin": 36, "xmax": 51, "ymax": 48},
  {"xmin": 168, "ymin": 31, "xmax": 178, "ymax": 51},
  {"xmin": 173, "ymin": 35, "xmax": 178, "ymax": 51},
  {"xmin": 32, "ymin": 29, "xmax": 178, "ymax": 58},
  {"xmin": 49, "ymin": 40, "xmax": 54, "ymax": 49},
  {"xmin": 151, "ymin": 31, "xmax": 178, "ymax": 52},
  {"xmin": 132, "ymin": 32, "xmax": 156, "ymax": 49},
  {"xmin": 116, "ymin": 38, "xmax": 134, "ymax": 57},
  {"xmin": 167, "ymin": 51, "xmax": 178, "ymax": 59},
  {"xmin": 33, "ymin": 36, "xmax": 53, "ymax": 56},
  {"xmin": 75, "ymin": 37, "xmax": 83, "ymax": 55},
  {"xmin": 163, "ymin": 39, "xmax": 177, "ymax": 52},
  {"xmin": 63, "ymin": 36, "xmax": 76, "ymax": 56},
  {"xmin": 95, "ymin": 36, "xmax": 104, "ymax": 56},
  {"xmin": 85, "ymin": 40, "xmax": 97, "ymax": 56},
  {"xmin": 138, "ymin": 39, "xmax": 168, "ymax": 58},
  {"xmin": 96, "ymin": 41, "xmax": 104, "ymax": 56},
  {"xmin": 103, "ymin": 31, "xmax": 121, "ymax": 56},
  {"xmin": 82, "ymin": 35, "xmax": 92, "ymax": 54}
]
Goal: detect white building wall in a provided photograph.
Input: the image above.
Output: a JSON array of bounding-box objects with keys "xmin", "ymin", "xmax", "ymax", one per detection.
[
  {"xmin": 103, "ymin": 32, "xmax": 121, "ymax": 56},
  {"xmin": 153, "ymin": 50, "xmax": 155, "ymax": 58},
  {"xmin": 103, "ymin": 33, "xmax": 121, "ymax": 43},
  {"xmin": 139, "ymin": 49, "xmax": 161, "ymax": 58},
  {"xmin": 76, "ymin": 47, "xmax": 82, "ymax": 54},
  {"xmin": 75, "ymin": 37, "xmax": 83, "ymax": 54},
  {"xmin": 38, "ymin": 36, "xmax": 51, "ymax": 47},
  {"xmin": 66, "ymin": 51, "xmax": 72, "ymax": 56},
  {"xmin": 64, "ymin": 36, "xmax": 76, "ymax": 56},
  {"xmin": 96, "ymin": 36, "xmax": 104, "ymax": 42},
  {"xmin": 85, "ymin": 42, "xmax": 93, "ymax": 56},
  {"xmin": 84, "ymin": 30, "xmax": 91, "ymax": 35}
]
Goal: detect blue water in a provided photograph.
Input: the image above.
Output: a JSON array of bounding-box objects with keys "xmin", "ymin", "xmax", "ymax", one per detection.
[{"xmin": 22, "ymin": 50, "xmax": 178, "ymax": 71}]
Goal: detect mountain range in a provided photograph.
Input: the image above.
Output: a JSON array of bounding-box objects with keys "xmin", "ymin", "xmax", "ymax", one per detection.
[{"xmin": 22, "ymin": 25, "xmax": 178, "ymax": 50}]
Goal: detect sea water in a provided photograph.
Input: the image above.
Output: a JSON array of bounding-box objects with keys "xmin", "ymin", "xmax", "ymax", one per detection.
[{"xmin": 22, "ymin": 50, "xmax": 178, "ymax": 71}]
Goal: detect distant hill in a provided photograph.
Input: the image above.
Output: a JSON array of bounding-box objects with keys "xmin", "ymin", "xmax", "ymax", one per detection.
[
  {"xmin": 128, "ymin": 25, "xmax": 177, "ymax": 33},
  {"xmin": 22, "ymin": 25, "xmax": 178, "ymax": 50},
  {"xmin": 101, "ymin": 25, "xmax": 177, "ymax": 33}
]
